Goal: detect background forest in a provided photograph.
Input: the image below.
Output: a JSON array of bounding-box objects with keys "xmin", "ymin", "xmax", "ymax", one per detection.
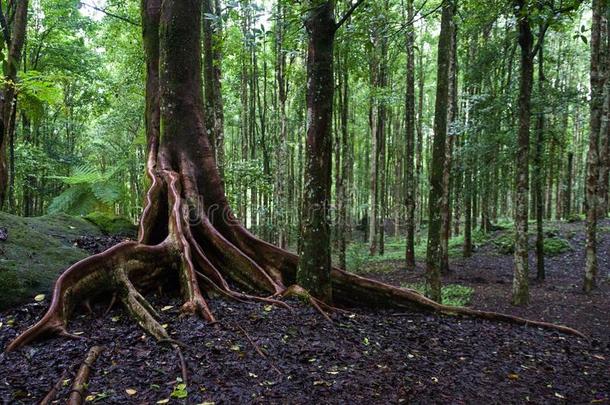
[{"xmin": 0, "ymin": 0, "xmax": 603, "ymax": 300}]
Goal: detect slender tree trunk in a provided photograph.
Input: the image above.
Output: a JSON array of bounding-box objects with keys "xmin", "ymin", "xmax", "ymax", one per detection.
[
  {"xmin": 584, "ymin": 0, "xmax": 605, "ymax": 293},
  {"xmin": 297, "ymin": 1, "xmax": 336, "ymax": 302},
  {"xmin": 512, "ymin": 0, "xmax": 534, "ymax": 306},
  {"xmin": 598, "ymin": 10, "xmax": 609, "ymax": 218},
  {"xmin": 564, "ymin": 151, "xmax": 574, "ymax": 218},
  {"xmin": 534, "ymin": 31, "xmax": 545, "ymax": 281},
  {"xmin": 202, "ymin": 0, "xmax": 225, "ymax": 178},
  {"xmin": 425, "ymin": 0, "xmax": 454, "ymax": 302},
  {"xmin": 368, "ymin": 39, "xmax": 379, "ymax": 256},
  {"xmin": 0, "ymin": 0, "xmax": 29, "ymax": 208},
  {"xmin": 338, "ymin": 41, "xmax": 350, "ymax": 270},
  {"xmin": 440, "ymin": 23, "xmax": 458, "ymax": 274},
  {"xmin": 378, "ymin": 21, "xmax": 388, "ymax": 256},
  {"xmin": 404, "ymin": 0, "xmax": 417, "ymax": 269}
]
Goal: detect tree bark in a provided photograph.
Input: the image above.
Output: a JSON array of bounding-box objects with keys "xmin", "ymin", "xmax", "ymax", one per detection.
[
  {"xmin": 404, "ymin": 0, "xmax": 417, "ymax": 270},
  {"xmin": 296, "ymin": 1, "xmax": 336, "ymax": 302},
  {"xmin": 584, "ymin": 0, "xmax": 605, "ymax": 293},
  {"xmin": 440, "ymin": 22, "xmax": 458, "ymax": 275},
  {"xmin": 425, "ymin": 0, "xmax": 454, "ymax": 302},
  {"xmin": 534, "ymin": 31, "xmax": 545, "ymax": 281},
  {"xmin": 202, "ymin": 0, "xmax": 225, "ymax": 179},
  {"xmin": 0, "ymin": 0, "xmax": 29, "ymax": 208},
  {"xmin": 512, "ymin": 0, "xmax": 534, "ymax": 306}
]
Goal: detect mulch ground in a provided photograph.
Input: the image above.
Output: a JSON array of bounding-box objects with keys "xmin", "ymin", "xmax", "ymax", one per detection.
[{"xmin": 0, "ymin": 222, "xmax": 609, "ymax": 404}]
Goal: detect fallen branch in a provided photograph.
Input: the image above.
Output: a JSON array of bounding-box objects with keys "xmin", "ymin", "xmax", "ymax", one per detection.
[
  {"xmin": 67, "ymin": 346, "xmax": 105, "ymax": 405},
  {"xmin": 236, "ymin": 324, "xmax": 282, "ymax": 375}
]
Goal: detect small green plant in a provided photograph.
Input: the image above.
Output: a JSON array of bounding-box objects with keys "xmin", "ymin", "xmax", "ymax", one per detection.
[
  {"xmin": 171, "ymin": 379, "xmax": 188, "ymax": 399},
  {"xmin": 401, "ymin": 283, "xmax": 474, "ymax": 307},
  {"xmin": 492, "ymin": 233, "xmax": 515, "ymax": 255},
  {"xmin": 345, "ymin": 243, "xmax": 370, "ymax": 273},
  {"xmin": 566, "ymin": 213, "xmax": 584, "ymax": 223},
  {"xmin": 543, "ymin": 237, "xmax": 572, "ymax": 256}
]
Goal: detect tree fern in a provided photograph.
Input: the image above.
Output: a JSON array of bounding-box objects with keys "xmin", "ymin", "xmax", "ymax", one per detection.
[{"xmin": 48, "ymin": 164, "xmax": 123, "ymax": 215}]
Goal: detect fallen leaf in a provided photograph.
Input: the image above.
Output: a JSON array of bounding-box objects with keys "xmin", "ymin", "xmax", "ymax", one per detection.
[
  {"xmin": 264, "ymin": 305, "xmax": 273, "ymax": 312},
  {"xmin": 555, "ymin": 393, "xmax": 566, "ymax": 399},
  {"xmin": 593, "ymin": 354, "xmax": 606, "ymax": 361},
  {"xmin": 508, "ymin": 373, "xmax": 519, "ymax": 380},
  {"xmin": 85, "ymin": 395, "xmax": 95, "ymax": 401},
  {"xmin": 125, "ymin": 388, "xmax": 137, "ymax": 396},
  {"xmin": 34, "ymin": 294, "xmax": 45, "ymax": 302},
  {"xmin": 156, "ymin": 400, "xmax": 170, "ymax": 404},
  {"xmin": 161, "ymin": 305, "xmax": 174, "ymax": 312}
]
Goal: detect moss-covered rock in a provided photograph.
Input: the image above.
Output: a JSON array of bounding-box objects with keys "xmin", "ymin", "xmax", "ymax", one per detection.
[
  {"xmin": 0, "ymin": 212, "xmax": 103, "ymax": 309},
  {"xmin": 84, "ymin": 212, "xmax": 137, "ymax": 236}
]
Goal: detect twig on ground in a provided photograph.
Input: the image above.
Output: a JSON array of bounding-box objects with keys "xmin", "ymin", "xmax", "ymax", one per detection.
[{"xmin": 67, "ymin": 345, "xmax": 105, "ymax": 405}]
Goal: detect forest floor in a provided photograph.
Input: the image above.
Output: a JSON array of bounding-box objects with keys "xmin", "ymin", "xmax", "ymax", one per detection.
[{"xmin": 0, "ymin": 221, "xmax": 609, "ymax": 404}]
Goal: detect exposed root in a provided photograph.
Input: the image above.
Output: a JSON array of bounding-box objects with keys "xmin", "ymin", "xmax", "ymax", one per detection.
[
  {"xmin": 67, "ymin": 345, "xmax": 105, "ymax": 405},
  {"xmin": 282, "ymin": 285, "xmax": 333, "ymax": 323},
  {"xmin": 114, "ymin": 266, "xmax": 169, "ymax": 341},
  {"xmin": 6, "ymin": 242, "xmax": 174, "ymax": 352}
]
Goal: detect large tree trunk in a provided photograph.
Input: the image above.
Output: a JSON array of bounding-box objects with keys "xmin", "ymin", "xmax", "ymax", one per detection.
[
  {"xmin": 425, "ymin": 0, "xmax": 454, "ymax": 302},
  {"xmin": 296, "ymin": 1, "xmax": 336, "ymax": 302},
  {"xmin": 6, "ymin": 0, "xmax": 586, "ymax": 354},
  {"xmin": 512, "ymin": 0, "xmax": 534, "ymax": 306},
  {"xmin": 0, "ymin": 0, "xmax": 29, "ymax": 208}
]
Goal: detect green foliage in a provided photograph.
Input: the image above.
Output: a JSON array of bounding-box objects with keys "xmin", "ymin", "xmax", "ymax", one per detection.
[
  {"xmin": 543, "ymin": 237, "xmax": 572, "ymax": 256},
  {"xmin": 491, "ymin": 233, "xmax": 516, "ymax": 255},
  {"xmin": 48, "ymin": 165, "xmax": 123, "ymax": 215},
  {"xmin": 402, "ymin": 283, "xmax": 474, "ymax": 307}
]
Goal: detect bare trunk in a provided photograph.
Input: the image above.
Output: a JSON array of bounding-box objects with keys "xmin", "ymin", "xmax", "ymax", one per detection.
[
  {"xmin": 296, "ymin": 1, "xmax": 336, "ymax": 302},
  {"xmin": 512, "ymin": 0, "xmax": 534, "ymax": 306},
  {"xmin": 440, "ymin": 23, "xmax": 458, "ymax": 275},
  {"xmin": 404, "ymin": 0, "xmax": 417, "ymax": 269},
  {"xmin": 535, "ymin": 32, "xmax": 545, "ymax": 281},
  {"xmin": 584, "ymin": 0, "xmax": 605, "ymax": 293},
  {"xmin": 425, "ymin": 0, "xmax": 454, "ymax": 302},
  {"xmin": 0, "ymin": 0, "xmax": 29, "ymax": 208}
]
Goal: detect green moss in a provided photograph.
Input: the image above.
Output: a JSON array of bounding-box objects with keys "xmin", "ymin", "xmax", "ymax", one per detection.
[
  {"xmin": 0, "ymin": 212, "xmax": 103, "ymax": 309},
  {"xmin": 84, "ymin": 211, "xmax": 136, "ymax": 236}
]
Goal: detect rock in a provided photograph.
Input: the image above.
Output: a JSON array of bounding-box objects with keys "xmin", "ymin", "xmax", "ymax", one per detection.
[
  {"xmin": 0, "ymin": 227, "xmax": 7, "ymax": 241},
  {"xmin": 0, "ymin": 212, "xmax": 103, "ymax": 309},
  {"xmin": 83, "ymin": 212, "xmax": 137, "ymax": 237}
]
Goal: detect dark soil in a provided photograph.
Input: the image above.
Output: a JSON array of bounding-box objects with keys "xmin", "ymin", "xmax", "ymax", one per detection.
[
  {"xmin": 73, "ymin": 235, "xmax": 131, "ymax": 255},
  {"xmin": 361, "ymin": 220, "xmax": 610, "ymax": 343},
  {"xmin": 0, "ymin": 221, "xmax": 608, "ymax": 404}
]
